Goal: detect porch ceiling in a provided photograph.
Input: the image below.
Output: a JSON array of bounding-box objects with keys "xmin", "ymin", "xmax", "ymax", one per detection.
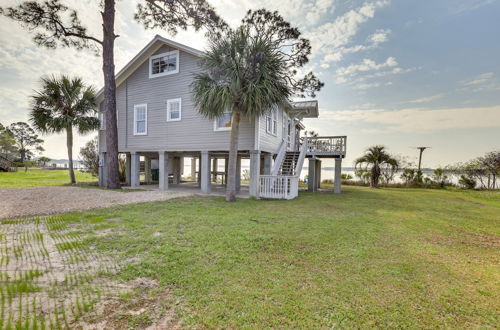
[{"xmin": 289, "ymin": 100, "xmax": 319, "ymax": 119}]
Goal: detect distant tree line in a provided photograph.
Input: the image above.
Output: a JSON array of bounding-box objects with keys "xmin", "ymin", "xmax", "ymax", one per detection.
[
  {"xmin": 0, "ymin": 121, "xmax": 45, "ymax": 165},
  {"xmin": 347, "ymin": 146, "xmax": 499, "ymax": 190}
]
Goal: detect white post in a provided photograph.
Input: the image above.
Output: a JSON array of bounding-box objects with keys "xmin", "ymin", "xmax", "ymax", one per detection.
[
  {"xmin": 125, "ymin": 153, "xmax": 131, "ymax": 186},
  {"xmin": 130, "ymin": 152, "xmax": 140, "ymax": 188},
  {"xmin": 316, "ymin": 159, "xmax": 322, "ymax": 190},
  {"xmin": 99, "ymin": 152, "xmax": 107, "ymax": 187},
  {"xmin": 249, "ymin": 150, "xmax": 261, "ymax": 197},
  {"xmin": 201, "ymin": 151, "xmax": 211, "ymax": 194},
  {"xmin": 173, "ymin": 157, "xmax": 180, "ymax": 184},
  {"xmin": 144, "ymin": 156, "xmax": 151, "ymax": 184},
  {"xmin": 159, "ymin": 151, "xmax": 169, "ymax": 190},
  {"xmin": 334, "ymin": 158, "xmax": 342, "ymax": 194},
  {"xmin": 308, "ymin": 158, "xmax": 317, "ymax": 192},
  {"xmin": 236, "ymin": 156, "xmax": 241, "ymax": 192},
  {"xmin": 191, "ymin": 157, "xmax": 196, "ymax": 181},
  {"xmin": 212, "ymin": 158, "xmax": 218, "ymax": 182},
  {"xmin": 224, "ymin": 157, "xmax": 229, "ymax": 185},
  {"xmin": 263, "ymin": 153, "xmax": 272, "ymax": 175}
]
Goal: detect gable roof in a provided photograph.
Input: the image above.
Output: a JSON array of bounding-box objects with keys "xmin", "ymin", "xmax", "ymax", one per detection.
[
  {"xmin": 95, "ymin": 35, "xmax": 204, "ymax": 103},
  {"xmin": 95, "ymin": 35, "xmax": 320, "ymax": 118}
]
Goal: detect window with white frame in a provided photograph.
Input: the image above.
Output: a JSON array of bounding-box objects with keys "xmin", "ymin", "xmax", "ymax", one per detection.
[
  {"xmin": 166, "ymin": 98, "xmax": 181, "ymax": 121},
  {"xmin": 266, "ymin": 109, "xmax": 278, "ymax": 135},
  {"xmin": 149, "ymin": 50, "xmax": 179, "ymax": 78},
  {"xmin": 99, "ymin": 112, "xmax": 105, "ymax": 130},
  {"xmin": 134, "ymin": 104, "xmax": 147, "ymax": 135},
  {"xmin": 214, "ymin": 112, "xmax": 232, "ymax": 131}
]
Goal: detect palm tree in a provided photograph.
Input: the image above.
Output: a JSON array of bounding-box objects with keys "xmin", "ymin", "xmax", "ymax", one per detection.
[
  {"xmin": 192, "ymin": 27, "xmax": 291, "ymax": 202},
  {"xmin": 30, "ymin": 75, "xmax": 99, "ymax": 184},
  {"xmin": 354, "ymin": 146, "xmax": 399, "ymax": 188}
]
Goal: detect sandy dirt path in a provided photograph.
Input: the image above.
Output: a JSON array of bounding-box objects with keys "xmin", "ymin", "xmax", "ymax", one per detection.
[{"xmin": 0, "ymin": 186, "xmax": 194, "ymax": 219}]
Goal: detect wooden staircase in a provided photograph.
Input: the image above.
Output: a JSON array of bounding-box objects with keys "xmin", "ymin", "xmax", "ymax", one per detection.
[
  {"xmin": 279, "ymin": 151, "xmax": 300, "ymax": 176},
  {"xmin": 0, "ymin": 155, "xmax": 17, "ymax": 172}
]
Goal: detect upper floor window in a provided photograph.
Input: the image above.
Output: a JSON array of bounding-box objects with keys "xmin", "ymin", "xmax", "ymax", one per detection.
[
  {"xmin": 214, "ymin": 112, "xmax": 232, "ymax": 131},
  {"xmin": 149, "ymin": 50, "xmax": 179, "ymax": 78},
  {"xmin": 167, "ymin": 98, "xmax": 182, "ymax": 121},
  {"xmin": 266, "ymin": 109, "xmax": 278, "ymax": 136},
  {"xmin": 134, "ymin": 104, "xmax": 147, "ymax": 135}
]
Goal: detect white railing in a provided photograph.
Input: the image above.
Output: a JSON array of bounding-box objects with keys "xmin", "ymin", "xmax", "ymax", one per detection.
[
  {"xmin": 271, "ymin": 140, "xmax": 287, "ymax": 176},
  {"xmin": 259, "ymin": 175, "xmax": 298, "ymax": 200},
  {"xmin": 295, "ymin": 138, "xmax": 308, "ymax": 176},
  {"xmin": 306, "ymin": 136, "xmax": 346, "ymax": 155},
  {"xmin": 0, "ymin": 155, "xmax": 17, "ymax": 171}
]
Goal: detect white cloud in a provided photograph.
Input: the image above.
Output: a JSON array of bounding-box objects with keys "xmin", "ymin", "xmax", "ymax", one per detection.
[
  {"xmin": 458, "ymin": 72, "xmax": 500, "ymax": 92},
  {"xmin": 406, "ymin": 94, "xmax": 444, "ymax": 104},
  {"xmin": 462, "ymin": 72, "xmax": 494, "ymax": 86},
  {"xmin": 321, "ymin": 29, "xmax": 391, "ymax": 64},
  {"xmin": 354, "ymin": 81, "xmax": 392, "ymax": 90},
  {"xmin": 322, "ymin": 106, "xmax": 500, "ymax": 133},
  {"xmin": 450, "ymin": 0, "xmax": 498, "ymax": 15},
  {"xmin": 336, "ymin": 57, "xmax": 397, "ymax": 78},
  {"xmin": 308, "ymin": 0, "xmax": 390, "ymax": 59},
  {"xmin": 368, "ymin": 29, "xmax": 391, "ymax": 44}
]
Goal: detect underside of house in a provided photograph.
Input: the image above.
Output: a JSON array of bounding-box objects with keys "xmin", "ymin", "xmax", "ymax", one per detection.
[{"xmin": 99, "ymin": 133, "xmax": 346, "ymax": 200}]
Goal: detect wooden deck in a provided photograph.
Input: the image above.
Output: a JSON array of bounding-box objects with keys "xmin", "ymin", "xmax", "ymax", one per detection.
[{"xmin": 305, "ymin": 136, "xmax": 347, "ymax": 158}]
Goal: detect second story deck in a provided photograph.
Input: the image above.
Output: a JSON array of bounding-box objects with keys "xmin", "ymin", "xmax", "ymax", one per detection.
[{"xmin": 305, "ymin": 136, "xmax": 347, "ymax": 158}]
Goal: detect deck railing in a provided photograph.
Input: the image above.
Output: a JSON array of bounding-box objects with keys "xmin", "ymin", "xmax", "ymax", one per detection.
[
  {"xmin": 259, "ymin": 175, "xmax": 298, "ymax": 200},
  {"xmin": 305, "ymin": 136, "xmax": 347, "ymax": 155}
]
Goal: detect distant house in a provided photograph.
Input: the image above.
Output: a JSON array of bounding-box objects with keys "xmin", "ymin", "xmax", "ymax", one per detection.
[{"xmin": 96, "ymin": 35, "xmax": 346, "ymax": 199}]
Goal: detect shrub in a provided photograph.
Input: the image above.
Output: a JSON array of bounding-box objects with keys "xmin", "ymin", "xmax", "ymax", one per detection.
[
  {"xmin": 458, "ymin": 175, "xmax": 476, "ymax": 189},
  {"xmin": 79, "ymin": 137, "xmax": 99, "ymax": 177}
]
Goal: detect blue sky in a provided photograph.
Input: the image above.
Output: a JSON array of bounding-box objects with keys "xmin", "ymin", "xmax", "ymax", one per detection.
[{"xmin": 0, "ymin": 0, "xmax": 499, "ymax": 168}]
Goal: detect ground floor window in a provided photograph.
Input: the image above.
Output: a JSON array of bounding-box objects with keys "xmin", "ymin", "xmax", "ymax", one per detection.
[
  {"xmin": 214, "ymin": 112, "xmax": 232, "ymax": 131},
  {"xmin": 134, "ymin": 104, "xmax": 147, "ymax": 135}
]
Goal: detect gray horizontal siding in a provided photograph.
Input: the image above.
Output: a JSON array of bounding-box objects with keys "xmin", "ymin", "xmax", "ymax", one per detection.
[
  {"xmin": 258, "ymin": 107, "xmax": 288, "ymax": 154},
  {"xmin": 100, "ymin": 44, "xmax": 255, "ymax": 153}
]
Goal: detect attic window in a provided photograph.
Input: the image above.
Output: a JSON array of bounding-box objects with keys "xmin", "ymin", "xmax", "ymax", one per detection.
[{"xmin": 149, "ymin": 50, "xmax": 179, "ymax": 78}]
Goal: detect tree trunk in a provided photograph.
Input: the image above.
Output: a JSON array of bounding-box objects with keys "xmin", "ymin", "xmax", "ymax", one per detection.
[
  {"xmin": 102, "ymin": 0, "xmax": 120, "ymax": 189},
  {"xmin": 371, "ymin": 166, "xmax": 380, "ymax": 188},
  {"xmin": 20, "ymin": 150, "xmax": 25, "ymax": 163},
  {"xmin": 66, "ymin": 126, "xmax": 76, "ymax": 184},
  {"xmin": 225, "ymin": 107, "xmax": 241, "ymax": 202}
]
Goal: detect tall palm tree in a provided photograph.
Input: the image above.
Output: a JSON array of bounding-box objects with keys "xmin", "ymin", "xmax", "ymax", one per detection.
[
  {"xmin": 354, "ymin": 145, "xmax": 399, "ymax": 188},
  {"xmin": 192, "ymin": 27, "xmax": 291, "ymax": 202},
  {"xmin": 30, "ymin": 75, "xmax": 99, "ymax": 184}
]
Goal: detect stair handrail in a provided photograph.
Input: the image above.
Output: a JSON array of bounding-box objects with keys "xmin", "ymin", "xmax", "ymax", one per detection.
[
  {"xmin": 294, "ymin": 137, "xmax": 308, "ymax": 176},
  {"xmin": 0, "ymin": 154, "xmax": 17, "ymax": 171},
  {"xmin": 271, "ymin": 140, "xmax": 287, "ymax": 176}
]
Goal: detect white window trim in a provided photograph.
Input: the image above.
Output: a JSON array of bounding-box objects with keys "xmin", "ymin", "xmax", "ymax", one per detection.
[
  {"xmin": 133, "ymin": 104, "xmax": 148, "ymax": 136},
  {"xmin": 214, "ymin": 112, "xmax": 232, "ymax": 132},
  {"xmin": 266, "ymin": 109, "xmax": 278, "ymax": 136},
  {"xmin": 166, "ymin": 98, "xmax": 182, "ymax": 122},
  {"xmin": 149, "ymin": 50, "xmax": 180, "ymax": 78}
]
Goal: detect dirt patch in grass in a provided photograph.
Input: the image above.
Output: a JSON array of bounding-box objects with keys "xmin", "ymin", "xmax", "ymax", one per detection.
[
  {"xmin": 76, "ymin": 279, "xmax": 182, "ymax": 329},
  {"xmin": 0, "ymin": 216, "xmax": 182, "ymax": 329},
  {"xmin": 425, "ymin": 232, "xmax": 500, "ymax": 249},
  {"xmin": 0, "ymin": 216, "xmax": 123, "ymax": 328}
]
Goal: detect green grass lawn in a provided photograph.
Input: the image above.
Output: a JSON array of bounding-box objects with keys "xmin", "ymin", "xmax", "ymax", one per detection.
[
  {"xmin": 40, "ymin": 186, "xmax": 499, "ymax": 328},
  {"xmin": 0, "ymin": 168, "xmax": 96, "ymax": 188}
]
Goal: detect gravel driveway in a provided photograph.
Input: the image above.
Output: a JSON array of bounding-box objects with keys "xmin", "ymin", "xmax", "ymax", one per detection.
[{"xmin": 0, "ymin": 186, "xmax": 194, "ymax": 219}]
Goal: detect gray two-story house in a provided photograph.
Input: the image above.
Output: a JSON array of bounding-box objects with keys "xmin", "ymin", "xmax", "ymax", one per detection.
[{"xmin": 97, "ymin": 35, "xmax": 346, "ymax": 199}]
